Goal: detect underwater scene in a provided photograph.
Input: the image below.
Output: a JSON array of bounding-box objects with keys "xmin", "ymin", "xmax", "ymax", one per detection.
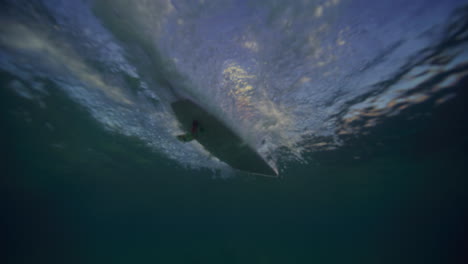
[{"xmin": 2, "ymin": 0, "xmax": 468, "ymax": 263}]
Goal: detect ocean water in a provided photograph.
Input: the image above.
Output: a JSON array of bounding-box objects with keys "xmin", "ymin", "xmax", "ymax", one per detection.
[{"xmin": 2, "ymin": 0, "xmax": 468, "ymax": 263}]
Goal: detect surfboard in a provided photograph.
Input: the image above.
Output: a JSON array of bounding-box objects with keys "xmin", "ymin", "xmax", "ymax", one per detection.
[{"xmin": 171, "ymin": 100, "xmax": 278, "ymax": 177}]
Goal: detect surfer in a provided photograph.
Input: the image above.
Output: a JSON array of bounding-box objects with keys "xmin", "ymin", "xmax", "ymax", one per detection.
[
  {"xmin": 191, "ymin": 120, "xmax": 199, "ymax": 137},
  {"xmin": 177, "ymin": 120, "xmax": 201, "ymax": 142}
]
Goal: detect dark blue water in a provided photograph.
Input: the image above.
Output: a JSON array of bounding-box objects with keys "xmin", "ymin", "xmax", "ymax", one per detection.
[
  {"xmin": 3, "ymin": 70, "xmax": 468, "ymax": 263},
  {"xmin": 2, "ymin": 1, "xmax": 468, "ymax": 263}
]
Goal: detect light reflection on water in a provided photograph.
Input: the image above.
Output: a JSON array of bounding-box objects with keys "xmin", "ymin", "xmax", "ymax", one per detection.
[{"xmin": 0, "ymin": 0, "xmax": 467, "ymax": 175}]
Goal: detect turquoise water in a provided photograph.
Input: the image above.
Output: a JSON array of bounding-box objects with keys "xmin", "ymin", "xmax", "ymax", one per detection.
[{"xmin": 2, "ymin": 1, "xmax": 468, "ymax": 263}]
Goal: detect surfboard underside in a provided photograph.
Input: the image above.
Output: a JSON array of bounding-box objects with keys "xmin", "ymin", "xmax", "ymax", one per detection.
[{"xmin": 171, "ymin": 100, "xmax": 277, "ymax": 177}]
